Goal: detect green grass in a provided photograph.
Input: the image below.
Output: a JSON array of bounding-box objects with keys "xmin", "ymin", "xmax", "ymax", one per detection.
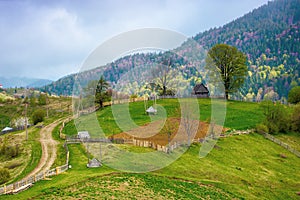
[
  {"xmin": 32, "ymin": 173, "xmax": 236, "ymax": 199},
  {"xmin": 1, "ymin": 144, "xmax": 114, "ymax": 199},
  {"xmin": 1, "ymin": 99, "xmax": 299, "ymax": 199},
  {"xmin": 3, "ymin": 133, "xmax": 299, "ymax": 199},
  {"xmin": 61, "ymin": 120, "xmax": 77, "ymax": 136},
  {"xmin": 51, "ymin": 122, "xmax": 67, "ymax": 168},
  {"xmin": 224, "ymin": 100, "xmax": 264, "ymax": 130},
  {"xmin": 275, "ymin": 132, "xmax": 300, "ymax": 152},
  {"xmin": 154, "ymin": 133, "xmax": 300, "ymax": 199},
  {"xmin": 70, "ymin": 99, "xmax": 266, "ymax": 139},
  {"xmin": 6, "ymin": 127, "xmax": 42, "ymax": 184}
]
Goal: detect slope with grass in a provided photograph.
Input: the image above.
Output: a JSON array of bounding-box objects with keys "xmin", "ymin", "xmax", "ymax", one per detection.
[
  {"xmin": 69, "ymin": 99, "xmax": 266, "ymax": 140},
  {"xmin": 274, "ymin": 132, "xmax": 300, "ymax": 152},
  {"xmin": 0, "ymin": 97, "xmax": 72, "ymax": 185},
  {"xmin": 2, "ymin": 100, "xmax": 299, "ymax": 199},
  {"xmin": 2, "ymin": 133, "xmax": 299, "ymax": 199}
]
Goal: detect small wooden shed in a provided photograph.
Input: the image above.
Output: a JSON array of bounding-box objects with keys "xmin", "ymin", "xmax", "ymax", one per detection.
[
  {"xmin": 146, "ymin": 106, "xmax": 157, "ymax": 115},
  {"xmin": 87, "ymin": 158, "xmax": 101, "ymax": 168},
  {"xmin": 77, "ymin": 131, "xmax": 90, "ymax": 139},
  {"xmin": 192, "ymin": 83, "xmax": 209, "ymax": 98}
]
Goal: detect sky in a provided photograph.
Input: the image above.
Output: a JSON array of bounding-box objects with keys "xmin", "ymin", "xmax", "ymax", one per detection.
[{"xmin": 0, "ymin": 0, "xmax": 269, "ymax": 81}]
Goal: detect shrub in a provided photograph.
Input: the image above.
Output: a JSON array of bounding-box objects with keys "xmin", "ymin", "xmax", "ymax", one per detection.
[
  {"xmin": 32, "ymin": 109, "xmax": 46, "ymax": 125},
  {"xmin": 0, "ymin": 143, "xmax": 19, "ymax": 159},
  {"xmin": 38, "ymin": 94, "xmax": 47, "ymax": 105},
  {"xmin": 288, "ymin": 86, "xmax": 300, "ymax": 104},
  {"xmin": 291, "ymin": 104, "xmax": 300, "ymax": 132},
  {"xmin": 256, "ymin": 124, "xmax": 269, "ymax": 134},
  {"xmin": 5, "ymin": 145, "xmax": 19, "ymax": 158},
  {"xmin": 0, "ymin": 168, "xmax": 10, "ymax": 184},
  {"xmin": 130, "ymin": 94, "xmax": 138, "ymax": 102},
  {"xmin": 266, "ymin": 122, "xmax": 279, "ymax": 134},
  {"xmin": 4, "ymin": 161, "xmax": 22, "ymax": 169},
  {"xmin": 259, "ymin": 100, "xmax": 290, "ymax": 134}
]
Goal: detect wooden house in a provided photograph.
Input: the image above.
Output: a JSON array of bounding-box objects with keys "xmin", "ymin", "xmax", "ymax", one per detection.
[
  {"xmin": 87, "ymin": 158, "xmax": 101, "ymax": 168},
  {"xmin": 77, "ymin": 131, "xmax": 90, "ymax": 139},
  {"xmin": 192, "ymin": 83, "xmax": 209, "ymax": 98}
]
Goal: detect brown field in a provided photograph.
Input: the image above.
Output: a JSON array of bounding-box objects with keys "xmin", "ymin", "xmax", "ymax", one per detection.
[{"xmin": 110, "ymin": 118, "xmax": 225, "ymax": 146}]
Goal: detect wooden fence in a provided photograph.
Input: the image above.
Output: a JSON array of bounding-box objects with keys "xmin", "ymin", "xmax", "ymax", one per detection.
[
  {"xmin": 0, "ymin": 124, "xmax": 70, "ymax": 195},
  {"xmin": 0, "ymin": 164, "xmax": 69, "ymax": 195},
  {"xmin": 263, "ymin": 133, "xmax": 300, "ymax": 158},
  {"xmin": 132, "ymin": 139, "xmax": 186, "ymax": 153}
]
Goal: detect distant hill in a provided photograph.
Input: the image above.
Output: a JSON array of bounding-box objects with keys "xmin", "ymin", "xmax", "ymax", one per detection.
[
  {"xmin": 44, "ymin": 0, "xmax": 300, "ymax": 101},
  {"xmin": 0, "ymin": 77, "xmax": 53, "ymax": 88},
  {"xmin": 27, "ymin": 79, "xmax": 53, "ymax": 88}
]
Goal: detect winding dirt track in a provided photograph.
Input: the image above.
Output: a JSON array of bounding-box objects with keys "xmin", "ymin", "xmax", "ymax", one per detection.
[{"xmin": 24, "ymin": 119, "xmax": 63, "ymax": 179}]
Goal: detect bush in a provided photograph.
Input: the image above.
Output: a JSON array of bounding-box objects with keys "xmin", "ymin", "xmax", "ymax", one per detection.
[
  {"xmin": 256, "ymin": 124, "xmax": 269, "ymax": 134},
  {"xmin": 266, "ymin": 122, "xmax": 279, "ymax": 134},
  {"xmin": 0, "ymin": 168, "xmax": 10, "ymax": 184},
  {"xmin": 291, "ymin": 104, "xmax": 300, "ymax": 132},
  {"xmin": 259, "ymin": 100, "xmax": 290, "ymax": 134},
  {"xmin": 288, "ymin": 86, "xmax": 300, "ymax": 104},
  {"xmin": 38, "ymin": 94, "xmax": 47, "ymax": 105},
  {"xmin": 0, "ymin": 143, "xmax": 19, "ymax": 159},
  {"xmin": 32, "ymin": 109, "xmax": 46, "ymax": 125},
  {"xmin": 5, "ymin": 145, "xmax": 19, "ymax": 158}
]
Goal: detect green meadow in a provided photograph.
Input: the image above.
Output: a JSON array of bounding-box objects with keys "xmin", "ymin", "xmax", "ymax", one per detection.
[{"xmin": 1, "ymin": 99, "xmax": 299, "ymax": 199}]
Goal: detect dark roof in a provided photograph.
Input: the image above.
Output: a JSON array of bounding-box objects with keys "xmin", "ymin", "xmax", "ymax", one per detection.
[{"xmin": 193, "ymin": 83, "xmax": 209, "ymax": 93}]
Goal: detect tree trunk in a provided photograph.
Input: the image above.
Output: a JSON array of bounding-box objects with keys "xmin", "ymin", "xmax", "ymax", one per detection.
[{"xmin": 225, "ymin": 92, "xmax": 229, "ymax": 100}]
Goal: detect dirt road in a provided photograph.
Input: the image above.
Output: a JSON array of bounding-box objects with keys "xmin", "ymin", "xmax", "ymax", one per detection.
[{"xmin": 24, "ymin": 119, "xmax": 63, "ymax": 179}]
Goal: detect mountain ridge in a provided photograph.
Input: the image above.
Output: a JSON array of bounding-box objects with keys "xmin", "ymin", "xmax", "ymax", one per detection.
[{"xmin": 43, "ymin": 0, "xmax": 300, "ymax": 101}]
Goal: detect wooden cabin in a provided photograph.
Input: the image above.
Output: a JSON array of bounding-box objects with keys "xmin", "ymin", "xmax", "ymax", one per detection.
[{"xmin": 192, "ymin": 83, "xmax": 209, "ymax": 98}]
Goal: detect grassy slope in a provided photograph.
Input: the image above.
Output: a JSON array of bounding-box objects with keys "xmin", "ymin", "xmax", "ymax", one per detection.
[
  {"xmin": 275, "ymin": 132, "xmax": 300, "ymax": 152},
  {"xmin": 71, "ymin": 99, "xmax": 265, "ymax": 139},
  {"xmin": 3, "ymin": 133, "xmax": 299, "ymax": 200},
  {"xmin": 0, "ymin": 97, "xmax": 72, "ymax": 185},
  {"xmin": 1, "ymin": 99, "xmax": 299, "ymax": 199},
  {"xmin": 0, "ymin": 127, "xmax": 42, "ymax": 185},
  {"xmin": 30, "ymin": 173, "xmax": 236, "ymax": 200},
  {"xmin": 155, "ymin": 134, "xmax": 300, "ymax": 199}
]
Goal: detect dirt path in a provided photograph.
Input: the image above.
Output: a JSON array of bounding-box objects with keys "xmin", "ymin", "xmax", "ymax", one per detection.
[{"xmin": 24, "ymin": 118, "xmax": 63, "ymax": 179}]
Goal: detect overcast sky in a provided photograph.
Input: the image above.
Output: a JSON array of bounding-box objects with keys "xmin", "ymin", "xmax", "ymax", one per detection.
[{"xmin": 0, "ymin": 0, "xmax": 269, "ymax": 81}]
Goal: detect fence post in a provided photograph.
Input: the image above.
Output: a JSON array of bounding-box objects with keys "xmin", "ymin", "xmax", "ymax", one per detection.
[
  {"xmin": 56, "ymin": 167, "xmax": 60, "ymax": 175},
  {"xmin": 43, "ymin": 171, "xmax": 46, "ymax": 179},
  {"xmin": 67, "ymin": 151, "xmax": 70, "ymax": 164},
  {"xmin": 4, "ymin": 185, "xmax": 6, "ymax": 194}
]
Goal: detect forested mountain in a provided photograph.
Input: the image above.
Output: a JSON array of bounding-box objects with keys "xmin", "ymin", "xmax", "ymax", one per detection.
[
  {"xmin": 194, "ymin": 0, "xmax": 300, "ymax": 101},
  {"xmin": 43, "ymin": 0, "xmax": 300, "ymax": 102}
]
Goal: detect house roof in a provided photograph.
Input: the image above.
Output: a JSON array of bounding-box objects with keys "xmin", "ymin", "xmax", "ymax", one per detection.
[
  {"xmin": 78, "ymin": 131, "xmax": 90, "ymax": 138},
  {"xmin": 146, "ymin": 106, "xmax": 157, "ymax": 113},
  {"xmin": 193, "ymin": 83, "xmax": 209, "ymax": 93},
  {"xmin": 87, "ymin": 158, "xmax": 101, "ymax": 168},
  {"xmin": 1, "ymin": 127, "xmax": 13, "ymax": 132}
]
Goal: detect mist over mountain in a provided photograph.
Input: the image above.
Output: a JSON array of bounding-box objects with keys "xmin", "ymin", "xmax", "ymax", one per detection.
[
  {"xmin": 0, "ymin": 77, "xmax": 52, "ymax": 88},
  {"xmin": 43, "ymin": 0, "xmax": 300, "ymax": 101}
]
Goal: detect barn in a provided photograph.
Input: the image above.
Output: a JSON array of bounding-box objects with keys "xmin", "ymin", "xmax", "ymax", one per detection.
[{"xmin": 192, "ymin": 83, "xmax": 209, "ymax": 98}]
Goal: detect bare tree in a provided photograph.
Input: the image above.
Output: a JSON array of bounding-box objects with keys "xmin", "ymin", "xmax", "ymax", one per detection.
[
  {"xmin": 161, "ymin": 119, "xmax": 177, "ymax": 153},
  {"xmin": 151, "ymin": 58, "xmax": 177, "ymax": 97},
  {"xmin": 181, "ymin": 102, "xmax": 199, "ymax": 146}
]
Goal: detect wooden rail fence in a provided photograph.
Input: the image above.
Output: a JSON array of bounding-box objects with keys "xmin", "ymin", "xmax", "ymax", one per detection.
[{"xmin": 263, "ymin": 132, "xmax": 300, "ymax": 158}]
